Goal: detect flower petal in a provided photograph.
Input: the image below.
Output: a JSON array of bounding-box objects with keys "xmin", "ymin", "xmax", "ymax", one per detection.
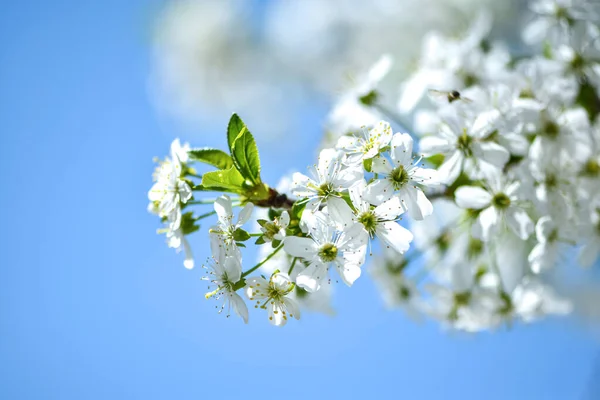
[
  {"xmin": 284, "ymin": 237, "xmax": 317, "ymax": 259},
  {"xmin": 376, "ymin": 221, "xmax": 413, "ymax": 254},
  {"xmin": 455, "ymin": 186, "xmax": 492, "ymax": 209}
]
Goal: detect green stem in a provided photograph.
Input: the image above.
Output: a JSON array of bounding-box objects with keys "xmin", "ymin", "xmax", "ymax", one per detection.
[
  {"xmin": 288, "ymin": 257, "xmax": 298, "ymax": 275},
  {"xmin": 241, "ymin": 244, "xmax": 284, "ymax": 278},
  {"xmin": 188, "ymin": 197, "xmax": 239, "ymax": 205},
  {"xmin": 186, "ymin": 172, "xmax": 202, "ymax": 179},
  {"xmin": 248, "ymin": 233, "xmax": 262, "ymax": 237},
  {"xmin": 195, "ymin": 210, "xmax": 217, "ymax": 221}
]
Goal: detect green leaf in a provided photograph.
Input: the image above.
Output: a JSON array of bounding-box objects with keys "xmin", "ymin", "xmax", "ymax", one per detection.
[
  {"xmin": 227, "ymin": 114, "xmax": 261, "ymax": 184},
  {"xmin": 257, "ymin": 219, "xmax": 268, "ymax": 227},
  {"xmin": 291, "ymin": 199, "xmax": 307, "ymax": 220},
  {"xmin": 201, "ymin": 167, "xmax": 245, "ymax": 193},
  {"xmin": 188, "ymin": 148, "xmax": 233, "ymax": 170},
  {"xmin": 254, "ymin": 236, "xmax": 266, "ymax": 245},
  {"xmin": 363, "ymin": 158, "xmax": 373, "ymax": 173},
  {"xmin": 233, "ymin": 228, "xmax": 251, "ymax": 242}
]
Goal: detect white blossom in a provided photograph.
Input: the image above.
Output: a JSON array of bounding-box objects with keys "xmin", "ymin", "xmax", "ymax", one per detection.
[
  {"xmin": 292, "ymin": 148, "xmax": 363, "ymax": 211},
  {"xmin": 336, "ymin": 121, "xmax": 393, "ymax": 165},
  {"xmin": 365, "ymin": 133, "xmax": 438, "ymax": 220},
  {"xmin": 147, "ymin": 155, "xmax": 192, "ymax": 230},
  {"xmin": 245, "ymin": 272, "xmax": 300, "ymax": 326},
  {"xmin": 284, "ymin": 211, "xmax": 367, "ymax": 292},
  {"xmin": 209, "ymin": 195, "xmax": 254, "ymax": 257},
  {"xmin": 455, "ymin": 178, "xmax": 534, "ymax": 241},
  {"xmin": 202, "ymin": 247, "xmax": 248, "ymax": 323}
]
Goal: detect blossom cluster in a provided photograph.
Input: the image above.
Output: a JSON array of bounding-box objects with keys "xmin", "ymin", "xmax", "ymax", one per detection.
[
  {"xmin": 148, "ymin": 0, "xmax": 600, "ymax": 331},
  {"xmin": 327, "ymin": 0, "xmax": 600, "ymax": 330}
]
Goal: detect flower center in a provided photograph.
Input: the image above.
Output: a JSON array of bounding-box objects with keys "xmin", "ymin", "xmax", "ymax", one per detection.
[
  {"xmin": 318, "ymin": 243, "xmax": 338, "ymax": 263},
  {"xmin": 583, "ymin": 159, "xmax": 600, "ymax": 177},
  {"xmin": 390, "ymin": 165, "xmax": 410, "ymax": 189},
  {"xmin": 543, "ymin": 120, "xmax": 560, "ymax": 139},
  {"xmin": 317, "ymin": 182, "xmax": 335, "ymax": 198},
  {"xmin": 545, "ymin": 173, "xmax": 559, "ymax": 189},
  {"xmin": 359, "ymin": 89, "xmax": 378, "ymax": 106},
  {"xmin": 467, "ymin": 238, "xmax": 483, "ymax": 259},
  {"xmin": 267, "ymin": 285, "xmax": 285, "ymax": 302},
  {"xmin": 492, "ymin": 193, "xmax": 511, "ymax": 209},
  {"xmin": 457, "ymin": 130, "xmax": 473, "ymax": 156},
  {"xmin": 399, "ymin": 286, "xmax": 411, "ymax": 300},
  {"xmin": 453, "ymin": 291, "xmax": 471, "ymax": 307},
  {"xmin": 358, "ymin": 211, "xmax": 378, "ymax": 235},
  {"xmin": 435, "ymin": 231, "xmax": 452, "ymax": 253}
]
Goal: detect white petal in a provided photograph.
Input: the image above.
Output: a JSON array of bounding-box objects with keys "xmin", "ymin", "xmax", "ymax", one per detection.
[
  {"xmin": 505, "ymin": 208, "xmax": 533, "ymax": 240},
  {"xmin": 214, "ymin": 195, "xmax": 233, "ymax": 223},
  {"xmin": 455, "ymin": 186, "xmax": 492, "ymax": 209},
  {"xmin": 244, "ymin": 277, "xmax": 269, "ymax": 300},
  {"xmin": 371, "ymin": 155, "xmax": 394, "ymax": 174},
  {"xmin": 376, "ymin": 222, "xmax": 413, "ymax": 254},
  {"xmin": 418, "ymin": 135, "xmax": 453, "ymax": 156},
  {"xmin": 470, "ymin": 110, "xmax": 500, "ymax": 139},
  {"xmin": 335, "ymin": 262, "xmax": 362, "ymax": 287},
  {"xmin": 236, "ymin": 203, "xmax": 254, "ymax": 226},
  {"xmin": 223, "ymin": 256, "xmax": 242, "ymax": 283},
  {"xmin": 182, "ymin": 238, "xmax": 194, "ymax": 269},
  {"xmin": 437, "ymin": 151, "xmax": 463, "ymax": 185},
  {"xmin": 405, "ymin": 187, "xmax": 433, "ymax": 220},
  {"xmin": 296, "ymin": 262, "xmax": 327, "ymax": 293},
  {"xmin": 230, "ymin": 293, "xmax": 249, "ymax": 324},
  {"xmin": 364, "ymin": 179, "xmax": 394, "ymax": 205},
  {"xmin": 271, "ymin": 272, "xmax": 293, "ymax": 291},
  {"xmin": 327, "ymin": 196, "xmax": 356, "ymax": 230},
  {"xmin": 267, "ymin": 302, "xmax": 286, "ymax": 326},
  {"xmin": 390, "ymin": 133, "xmax": 414, "ymax": 167},
  {"xmin": 477, "ymin": 206, "xmax": 499, "ymax": 241},
  {"xmin": 284, "ymin": 237, "xmax": 317, "ymax": 259},
  {"xmin": 472, "ymin": 142, "xmax": 509, "ymax": 168},
  {"xmin": 373, "ymin": 197, "xmax": 404, "ymax": 220},
  {"xmin": 411, "ymin": 167, "xmax": 440, "ymax": 186},
  {"xmin": 283, "ymin": 298, "xmax": 301, "ymax": 320},
  {"xmin": 535, "ymin": 216, "xmax": 554, "ymax": 243}
]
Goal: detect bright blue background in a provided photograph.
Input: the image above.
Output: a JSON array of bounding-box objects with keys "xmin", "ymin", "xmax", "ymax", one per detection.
[{"xmin": 1, "ymin": 1, "xmax": 599, "ymax": 399}]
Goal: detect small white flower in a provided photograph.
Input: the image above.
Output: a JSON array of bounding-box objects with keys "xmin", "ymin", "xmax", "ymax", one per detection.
[
  {"xmin": 419, "ymin": 109, "xmax": 509, "ymax": 185},
  {"xmin": 148, "ymin": 156, "xmax": 192, "ymax": 230},
  {"xmin": 528, "ymin": 216, "xmax": 573, "ymax": 273},
  {"xmin": 259, "ymin": 211, "xmax": 290, "ymax": 243},
  {"xmin": 166, "ymin": 226, "xmax": 194, "ymax": 270},
  {"xmin": 522, "ymin": 0, "xmax": 598, "ymax": 45},
  {"xmin": 370, "ymin": 249, "xmax": 423, "ymax": 319},
  {"xmin": 336, "ymin": 121, "xmax": 393, "ymax": 165},
  {"xmin": 455, "ymin": 178, "xmax": 534, "ymax": 241},
  {"xmin": 329, "ymin": 180, "xmax": 413, "ymax": 254},
  {"xmin": 245, "ymin": 272, "xmax": 300, "ymax": 326},
  {"xmin": 364, "ymin": 133, "xmax": 438, "ymax": 220},
  {"xmin": 202, "ymin": 248, "xmax": 248, "ymax": 323},
  {"xmin": 491, "ymin": 278, "xmax": 573, "ymax": 326},
  {"xmin": 424, "ymin": 283, "xmax": 500, "ymax": 332},
  {"xmin": 284, "ymin": 211, "xmax": 368, "ymax": 292},
  {"xmin": 209, "ymin": 195, "xmax": 254, "ymax": 257},
  {"xmin": 325, "ymin": 55, "xmax": 392, "ymax": 143},
  {"xmin": 170, "ymin": 138, "xmax": 191, "ymax": 163},
  {"xmin": 527, "ymin": 107, "xmax": 592, "ymax": 170},
  {"xmin": 292, "ymin": 148, "xmax": 363, "ymax": 211}
]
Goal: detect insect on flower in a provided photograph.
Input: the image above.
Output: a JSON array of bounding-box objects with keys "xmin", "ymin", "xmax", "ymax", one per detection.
[{"xmin": 428, "ymin": 89, "xmax": 473, "ymax": 104}]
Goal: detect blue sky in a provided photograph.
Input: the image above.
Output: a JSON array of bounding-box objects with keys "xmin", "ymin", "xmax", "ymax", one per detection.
[{"xmin": 1, "ymin": 1, "xmax": 599, "ymax": 399}]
